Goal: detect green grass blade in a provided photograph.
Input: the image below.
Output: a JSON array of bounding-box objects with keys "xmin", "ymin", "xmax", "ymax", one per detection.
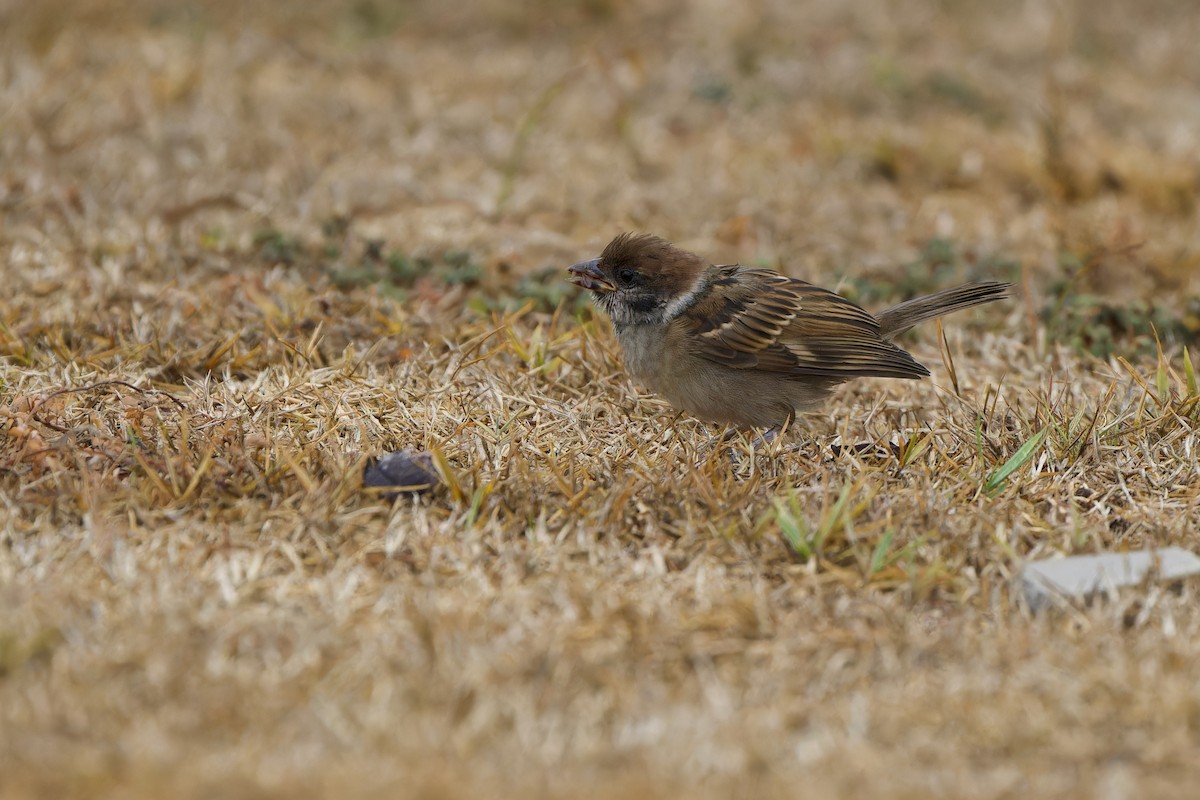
[
  {"xmin": 984, "ymin": 426, "xmax": 1048, "ymax": 496},
  {"xmin": 1155, "ymin": 344, "xmax": 1169, "ymax": 402},
  {"xmin": 773, "ymin": 499, "xmax": 807, "ymax": 558},
  {"xmin": 868, "ymin": 529, "xmax": 896, "ymax": 576},
  {"xmin": 1185, "ymin": 346, "xmax": 1197, "ymax": 397}
]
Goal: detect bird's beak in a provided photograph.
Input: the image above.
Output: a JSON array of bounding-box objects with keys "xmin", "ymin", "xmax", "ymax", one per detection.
[{"xmin": 568, "ymin": 258, "xmax": 616, "ymax": 293}]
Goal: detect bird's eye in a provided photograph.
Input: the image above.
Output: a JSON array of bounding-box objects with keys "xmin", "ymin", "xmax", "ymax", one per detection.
[{"xmin": 617, "ymin": 268, "xmax": 638, "ymax": 285}]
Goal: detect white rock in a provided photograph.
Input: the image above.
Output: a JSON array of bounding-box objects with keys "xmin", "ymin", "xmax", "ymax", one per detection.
[{"xmin": 1020, "ymin": 548, "xmax": 1200, "ymax": 610}]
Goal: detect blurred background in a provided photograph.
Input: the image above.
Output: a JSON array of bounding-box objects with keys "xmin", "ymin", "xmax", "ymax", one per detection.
[
  {"xmin": 2, "ymin": 0, "xmax": 1198, "ymax": 347},
  {"xmin": 4, "ymin": 5, "xmax": 1200, "ymax": 796}
]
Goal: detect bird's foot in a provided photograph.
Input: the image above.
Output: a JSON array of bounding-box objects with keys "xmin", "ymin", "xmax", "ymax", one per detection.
[{"xmin": 693, "ymin": 426, "xmax": 804, "ymax": 467}]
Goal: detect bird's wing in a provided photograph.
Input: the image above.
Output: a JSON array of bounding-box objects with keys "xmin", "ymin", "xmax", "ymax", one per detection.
[{"xmin": 679, "ymin": 266, "xmax": 930, "ymax": 380}]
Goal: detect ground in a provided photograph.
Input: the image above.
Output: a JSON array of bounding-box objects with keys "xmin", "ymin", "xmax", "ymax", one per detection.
[{"xmin": 3, "ymin": 1, "xmax": 1200, "ymax": 797}]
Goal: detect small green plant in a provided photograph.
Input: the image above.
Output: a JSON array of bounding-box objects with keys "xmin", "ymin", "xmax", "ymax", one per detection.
[
  {"xmin": 1045, "ymin": 250, "xmax": 1200, "ymax": 358},
  {"xmin": 983, "ymin": 427, "xmax": 1048, "ymax": 496},
  {"xmin": 772, "ymin": 478, "xmax": 866, "ymax": 562},
  {"xmin": 254, "ymin": 228, "xmax": 302, "ymax": 264}
]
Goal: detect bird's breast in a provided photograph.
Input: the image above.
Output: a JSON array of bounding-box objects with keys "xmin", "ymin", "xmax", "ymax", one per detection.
[{"xmin": 615, "ymin": 324, "xmax": 668, "ymax": 383}]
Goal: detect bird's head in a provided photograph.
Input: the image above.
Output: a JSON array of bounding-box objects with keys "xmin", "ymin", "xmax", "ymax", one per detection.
[{"xmin": 568, "ymin": 233, "xmax": 707, "ymax": 327}]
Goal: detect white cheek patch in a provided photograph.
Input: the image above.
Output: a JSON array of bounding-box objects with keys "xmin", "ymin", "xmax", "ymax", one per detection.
[{"xmin": 662, "ymin": 272, "xmax": 708, "ymax": 321}]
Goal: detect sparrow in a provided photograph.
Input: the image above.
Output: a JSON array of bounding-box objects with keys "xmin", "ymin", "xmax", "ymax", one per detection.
[{"xmin": 568, "ymin": 233, "xmax": 1010, "ymax": 429}]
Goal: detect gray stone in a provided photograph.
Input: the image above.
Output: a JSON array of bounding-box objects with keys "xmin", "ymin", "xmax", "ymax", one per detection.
[{"xmin": 1020, "ymin": 548, "xmax": 1200, "ymax": 610}]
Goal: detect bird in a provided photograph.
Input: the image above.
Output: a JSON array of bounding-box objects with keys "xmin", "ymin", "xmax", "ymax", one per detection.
[{"xmin": 568, "ymin": 232, "xmax": 1010, "ymax": 430}]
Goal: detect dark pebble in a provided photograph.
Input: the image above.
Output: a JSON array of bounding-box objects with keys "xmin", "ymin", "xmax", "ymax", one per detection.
[{"xmin": 363, "ymin": 449, "xmax": 439, "ymax": 500}]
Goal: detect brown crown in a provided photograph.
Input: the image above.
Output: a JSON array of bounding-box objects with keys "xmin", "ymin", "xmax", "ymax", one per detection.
[{"xmin": 599, "ymin": 233, "xmax": 707, "ymax": 297}]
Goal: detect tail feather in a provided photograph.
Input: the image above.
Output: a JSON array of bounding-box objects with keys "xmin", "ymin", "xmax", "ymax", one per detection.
[{"xmin": 875, "ymin": 281, "xmax": 1011, "ymax": 339}]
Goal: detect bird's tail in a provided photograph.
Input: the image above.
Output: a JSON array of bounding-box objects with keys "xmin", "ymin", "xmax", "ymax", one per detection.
[{"xmin": 875, "ymin": 281, "xmax": 1011, "ymax": 339}]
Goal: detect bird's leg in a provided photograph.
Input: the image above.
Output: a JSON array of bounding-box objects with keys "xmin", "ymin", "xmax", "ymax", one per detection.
[
  {"xmin": 692, "ymin": 426, "xmax": 738, "ymax": 464},
  {"xmin": 693, "ymin": 417, "xmax": 801, "ymax": 467},
  {"xmin": 753, "ymin": 425, "xmax": 801, "ymax": 454},
  {"xmin": 688, "ymin": 426, "xmax": 742, "ymax": 467},
  {"xmin": 751, "ymin": 415, "xmax": 810, "ymax": 457},
  {"xmin": 750, "ymin": 411, "xmax": 792, "ymax": 452},
  {"xmin": 750, "ymin": 427, "xmax": 780, "ymax": 449}
]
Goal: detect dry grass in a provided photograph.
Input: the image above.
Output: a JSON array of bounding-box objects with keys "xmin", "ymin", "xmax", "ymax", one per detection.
[{"xmin": 3, "ymin": 0, "xmax": 1200, "ymax": 797}]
